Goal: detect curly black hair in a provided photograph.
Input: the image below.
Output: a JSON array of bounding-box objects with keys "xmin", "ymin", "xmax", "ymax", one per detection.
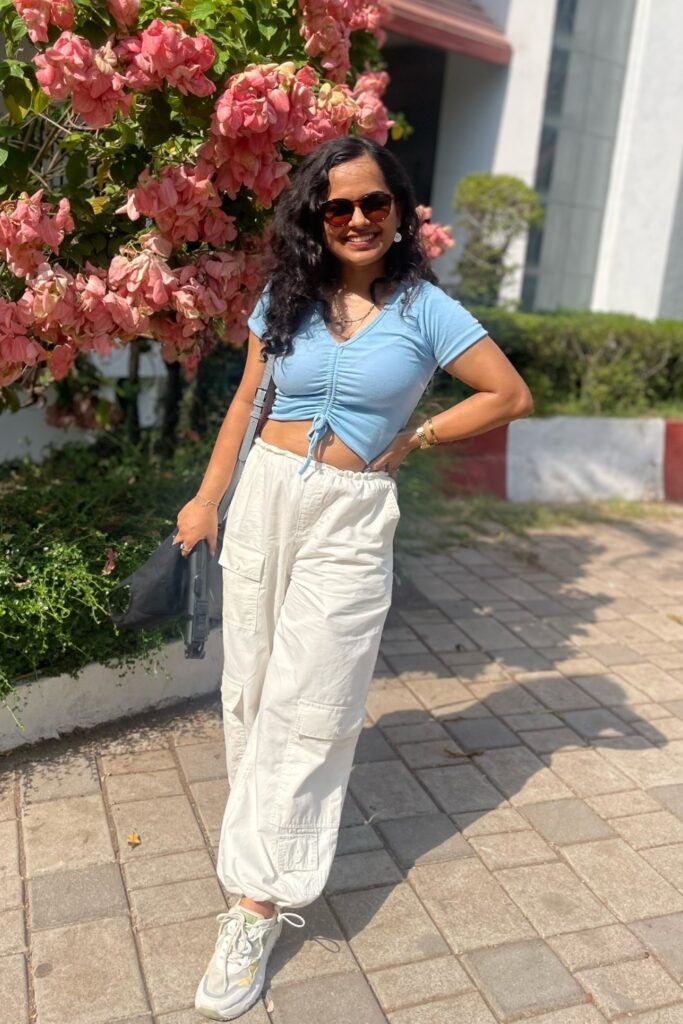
[{"xmin": 257, "ymin": 135, "xmax": 438, "ymax": 360}]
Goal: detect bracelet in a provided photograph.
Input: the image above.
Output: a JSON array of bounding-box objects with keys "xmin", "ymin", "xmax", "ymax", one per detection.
[
  {"xmin": 415, "ymin": 425, "xmax": 433, "ymax": 449},
  {"xmin": 195, "ymin": 494, "xmax": 219, "ymax": 508},
  {"xmin": 425, "ymin": 417, "xmax": 441, "ymax": 445}
]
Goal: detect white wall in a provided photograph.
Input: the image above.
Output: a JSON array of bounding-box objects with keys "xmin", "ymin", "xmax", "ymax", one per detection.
[
  {"xmin": 430, "ymin": 0, "xmax": 556, "ymax": 301},
  {"xmin": 591, "ymin": 0, "xmax": 683, "ymax": 317}
]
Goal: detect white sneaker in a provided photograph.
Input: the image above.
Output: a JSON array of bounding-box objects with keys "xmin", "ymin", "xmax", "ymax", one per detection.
[{"xmin": 195, "ymin": 903, "xmax": 306, "ymax": 1021}]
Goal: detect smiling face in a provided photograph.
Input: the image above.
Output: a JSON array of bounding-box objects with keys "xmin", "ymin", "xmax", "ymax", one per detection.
[{"xmin": 321, "ymin": 154, "xmax": 402, "ymax": 275}]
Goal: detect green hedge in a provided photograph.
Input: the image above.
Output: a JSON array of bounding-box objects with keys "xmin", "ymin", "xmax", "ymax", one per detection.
[
  {"xmin": 435, "ymin": 304, "xmax": 683, "ymax": 416},
  {"xmin": 0, "ymin": 436, "xmax": 208, "ymax": 707}
]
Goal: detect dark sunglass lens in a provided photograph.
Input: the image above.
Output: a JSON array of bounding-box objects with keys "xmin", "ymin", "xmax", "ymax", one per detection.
[
  {"xmin": 362, "ymin": 193, "xmax": 392, "ymax": 220},
  {"xmin": 324, "ymin": 200, "xmax": 353, "ymax": 224}
]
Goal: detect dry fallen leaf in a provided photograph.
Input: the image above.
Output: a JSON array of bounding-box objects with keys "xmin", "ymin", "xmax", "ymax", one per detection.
[
  {"xmin": 265, "ymin": 997, "xmax": 274, "ymax": 1012},
  {"xmin": 667, "ymin": 613, "xmax": 683, "ymax": 626},
  {"xmin": 444, "ymin": 748, "xmax": 486, "ymax": 759},
  {"xmin": 127, "ymin": 831, "xmax": 142, "ymax": 847}
]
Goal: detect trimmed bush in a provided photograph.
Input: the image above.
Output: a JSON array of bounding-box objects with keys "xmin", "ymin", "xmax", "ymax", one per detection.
[{"xmin": 435, "ymin": 302, "xmax": 683, "ymax": 416}]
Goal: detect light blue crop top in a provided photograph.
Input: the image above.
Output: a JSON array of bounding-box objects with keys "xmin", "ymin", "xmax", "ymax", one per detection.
[{"xmin": 248, "ymin": 278, "xmax": 487, "ymax": 476}]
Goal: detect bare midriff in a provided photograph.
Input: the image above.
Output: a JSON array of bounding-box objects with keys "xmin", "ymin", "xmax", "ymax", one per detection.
[{"xmin": 260, "ymin": 418, "xmax": 369, "ymax": 471}]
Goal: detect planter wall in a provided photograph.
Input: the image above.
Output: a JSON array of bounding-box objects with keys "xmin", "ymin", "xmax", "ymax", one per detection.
[
  {"xmin": 0, "ymin": 631, "xmax": 223, "ymax": 753},
  {"xmin": 442, "ymin": 416, "xmax": 683, "ymax": 503}
]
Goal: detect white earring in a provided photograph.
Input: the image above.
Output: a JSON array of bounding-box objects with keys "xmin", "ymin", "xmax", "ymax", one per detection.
[{"xmin": 393, "ymin": 231, "xmax": 402, "ymax": 243}]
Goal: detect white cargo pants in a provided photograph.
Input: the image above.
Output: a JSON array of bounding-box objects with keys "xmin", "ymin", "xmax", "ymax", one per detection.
[{"xmin": 216, "ymin": 435, "xmax": 400, "ymax": 910}]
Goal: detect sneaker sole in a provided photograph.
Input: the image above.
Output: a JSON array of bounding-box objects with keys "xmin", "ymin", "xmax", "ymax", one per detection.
[{"xmin": 195, "ymin": 920, "xmax": 282, "ymax": 1021}]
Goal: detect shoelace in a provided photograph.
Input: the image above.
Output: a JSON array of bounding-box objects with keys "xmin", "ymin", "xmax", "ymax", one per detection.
[{"xmin": 215, "ymin": 908, "xmax": 307, "ymax": 969}]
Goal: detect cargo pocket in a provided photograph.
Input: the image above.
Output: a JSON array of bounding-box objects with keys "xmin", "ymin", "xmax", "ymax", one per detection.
[
  {"xmin": 219, "ymin": 536, "xmax": 266, "ymax": 633},
  {"xmin": 267, "ymin": 698, "xmax": 365, "ymax": 831},
  {"xmin": 386, "ymin": 481, "xmax": 401, "ymax": 520}
]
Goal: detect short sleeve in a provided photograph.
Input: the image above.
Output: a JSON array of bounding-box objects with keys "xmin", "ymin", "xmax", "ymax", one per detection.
[
  {"xmin": 420, "ymin": 282, "xmax": 487, "ymax": 369},
  {"xmin": 247, "ymin": 281, "xmax": 272, "ymax": 338}
]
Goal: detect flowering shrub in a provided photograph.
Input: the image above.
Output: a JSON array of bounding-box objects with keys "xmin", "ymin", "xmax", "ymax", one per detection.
[{"xmin": 0, "ymin": 0, "xmax": 450, "ymax": 422}]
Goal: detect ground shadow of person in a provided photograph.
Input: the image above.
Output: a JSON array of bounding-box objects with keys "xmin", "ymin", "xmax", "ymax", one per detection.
[{"xmin": 266, "ymin": 516, "xmax": 683, "ymax": 995}]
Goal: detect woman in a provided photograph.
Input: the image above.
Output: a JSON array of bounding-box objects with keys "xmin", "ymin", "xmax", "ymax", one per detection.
[{"xmin": 175, "ymin": 134, "xmax": 533, "ymax": 1021}]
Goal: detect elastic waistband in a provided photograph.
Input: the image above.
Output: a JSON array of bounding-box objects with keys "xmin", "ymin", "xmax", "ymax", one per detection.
[{"xmin": 253, "ymin": 435, "xmax": 394, "ymax": 483}]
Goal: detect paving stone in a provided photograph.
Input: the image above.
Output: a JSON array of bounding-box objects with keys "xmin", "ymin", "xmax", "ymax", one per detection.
[
  {"xmin": 563, "ymin": 839, "xmax": 683, "ymax": 920},
  {"xmin": 548, "ymin": 923, "xmax": 645, "ymax": 971},
  {"xmin": 453, "ymin": 806, "xmax": 530, "ymax": 836},
  {"xmin": 443, "ymin": 717, "xmax": 519, "ymax": 751},
  {"xmin": 617, "ymin": 1004, "xmax": 683, "ymax": 1022},
  {"xmin": 409, "ymin": 858, "xmax": 535, "ymax": 951},
  {"xmin": 630, "ymin": 913, "xmax": 683, "ymax": 981},
  {"xmin": 0, "ymin": 873, "xmax": 23, "ymax": 911},
  {"xmin": 582, "ymin": 644, "xmax": 645, "ymax": 666},
  {"xmin": 29, "ymin": 862, "xmax": 127, "ymax": 930},
  {"xmin": 576, "ymin": 958, "xmax": 682, "ymax": 1019},
  {"xmin": 381, "ymin": 721, "xmax": 451, "ymax": 744},
  {"xmin": 492, "ymin": 648, "xmax": 554, "ymax": 672},
  {"xmin": 20, "ymin": 753, "xmax": 100, "ymax": 804},
  {"xmin": 508, "ymin": 620, "xmax": 569, "ymax": 648},
  {"xmin": 617, "ymin": 702, "xmax": 677, "ymax": 723},
  {"xmin": 122, "ymin": 848, "xmax": 216, "ymax": 890},
  {"xmin": 415, "ymin": 764, "xmax": 503, "ymax": 813},
  {"xmin": 619, "ymin": 664, "xmax": 683, "ymax": 702},
  {"xmin": 269, "ymin": 970, "xmax": 386, "ymax": 1024},
  {"xmin": 329, "ymin": 883, "xmax": 450, "ymax": 970},
  {"xmin": 610, "ymin": 811, "xmax": 683, "ymax": 849},
  {"xmin": 522, "ymin": 798, "xmax": 614, "ymax": 844},
  {"xmin": 0, "ymin": 907, "xmax": 25, "ymax": 954},
  {"xmin": 562, "ymin": 709, "xmax": 632, "ymax": 739},
  {"xmin": 641, "ymin": 844, "xmax": 683, "ymax": 889},
  {"xmin": 336, "ymin": 823, "xmax": 384, "ymax": 856},
  {"xmin": 476, "ymin": 747, "xmax": 573, "ymax": 805},
  {"xmin": 137, "ymin": 914, "xmax": 217, "ymax": 1014},
  {"xmin": 650, "ymin": 783, "xmax": 683, "ymax": 820},
  {"xmin": 519, "ymin": 672, "xmax": 599, "ymax": 712},
  {"xmin": 376, "ymin": 813, "xmax": 472, "ymax": 867},
  {"xmin": 368, "ymin": 955, "xmax": 472, "ymax": 1012},
  {"xmin": 635, "ymin": 718, "xmax": 683, "ymax": 744},
  {"xmin": 468, "ymin": 681, "xmax": 545, "ymax": 715},
  {"xmin": 469, "ymin": 830, "xmax": 556, "ymax": 870},
  {"xmin": 130, "ymin": 875, "xmax": 226, "ymax": 929},
  {"xmin": 520, "ymin": 727, "xmax": 585, "ymax": 753},
  {"xmin": 23, "ymin": 793, "xmax": 114, "ymax": 876},
  {"xmin": 544, "ymin": 750, "xmax": 633, "ymax": 796},
  {"xmin": 598, "ymin": 738, "xmax": 683, "ymax": 789},
  {"xmin": 349, "ymin": 761, "xmax": 438, "ymax": 820},
  {"xmin": 521, "ymin": 1009, "xmax": 605, "ymax": 1024},
  {"xmin": 189, "ymin": 778, "xmax": 229, "ymax": 840},
  {"xmin": 397, "ymin": 739, "xmax": 465, "ymax": 769},
  {"xmin": 32, "ymin": 917, "xmax": 149, "ymax": 1024},
  {"xmin": 414, "ymin": 621, "xmax": 484, "ymax": 653},
  {"xmin": 100, "ymin": 748, "xmax": 175, "ymax": 775},
  {"xmin": 497, "ymin": 862, "xmax": 615, "ymax": 936},
  {"xmin": 586, "ymin": 791, "xmax": 661, "ymax": 819},
  {"xmin": 266, "ymin": 895, "xmax": 357, "ymax": 988},
  {"xmin": 340, "ymin": 791, "xmax": 366, "ymax": 827},
  {"xmin": 157, "ymin": 1006, "xmax": 268, "ymax": 1024},
  {"xmin": 0, "ymin": 772, "xmax": 16, "ymax": 820},
  {"xmin": 387, "ymin": 992, "xmax": 497, "ymax": 1024},
  {"xmin": 454, "ymin": 616, "xmax": 527, "ymax": 650},
  {"xmin": 503, "ymin": 713, "xmax": 564, "ymax": 732},
  {"xmin": 569, "ymin": 674, "xmax": 649, "ymax": 707},
  {"xmin": 364, "ymin": 681, "xmax": 426, "ymax": 727},
  {"xmin": 110, "ymin": 794, "xmax": 206, "ymax": 861},
  {"xmin": 325, "ymin": 849, "xmax": 402, "ymax": 894},
  {"xmin": 0, "ymin": 819, "xmax": 19, "ymax": 879},
  {"xmin": 0, "ymin": 954, "xmax": 28, "ymax": 1024},
  {"xmin": 462, "ymin": 938, "xmax": 584, "ymax": 1021},
  {"xmin": 355, "ymin": 725, "xmax": 396, "ymax": 762},
  {"xmin": 449, "ymin": 661, "xmax": 510, "ymax": 683},
  {"xmin": 104, "ymin": 768, "xmax": 184, "ymax": 804},
  {"xmin": 401, "ymin": 674, "xmax": 480, "ymax": 711}
]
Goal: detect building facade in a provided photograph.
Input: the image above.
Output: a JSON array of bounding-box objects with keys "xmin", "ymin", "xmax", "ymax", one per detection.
[{"xmin": 382, "ymin": 0, "xmax": 683, "ymax": 320}]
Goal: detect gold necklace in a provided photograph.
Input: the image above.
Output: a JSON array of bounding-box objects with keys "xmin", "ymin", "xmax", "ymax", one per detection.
[{"xmin": 326, "ymin": 288, "xmax": 378, "ymax": 326}]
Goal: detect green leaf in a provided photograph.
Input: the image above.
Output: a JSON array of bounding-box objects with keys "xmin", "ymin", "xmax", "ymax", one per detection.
[
  {"xmin": 139, "ymin": 92, "xmax": 174, "ymax": 149},
  {"xmin": 110, "ymin": 144, "xmax": 148, "ymax": 186},
  {"xmin": 2, "ymin": 75, "xmax": 32, "ymax": 122},
  {"xmin": 66, "ymin": 150, "xmax": 89, "ymax": 187},
  {"xmin": 0, "ymin": 147, "xmax": 8, "ymax": 168}
]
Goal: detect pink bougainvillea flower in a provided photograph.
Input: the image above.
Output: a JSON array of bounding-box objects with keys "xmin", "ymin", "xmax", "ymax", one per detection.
[
  {"xmin": 416, "ymin": 205, "xmax": 455, "ymax": 259},
  {"xmin": 34, "ymin": 33, "xmax": 131, "ymax": 128},
  {"xmin": 107, "ymin": 0, "xmax": 139, "ymax": 32},
  {"xmin": 351, "ymin": 69, "xmax": 394, "ymax": 144},
  {"xmin": 117, "ymin": 19, "xmax": 215, "ymax": 96},
  {"xmin": 12, "ymin": 0, "xmax": 74, "ymax": 44},
  {"xmin": 0, "ymin": 191, "xmax": 74, "ymax": 278}
]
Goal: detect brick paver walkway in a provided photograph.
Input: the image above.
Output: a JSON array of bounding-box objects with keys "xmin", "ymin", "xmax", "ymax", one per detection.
[{"xmin": 4, "ymin": 515, "xmax": 683, "ymax": 1023}]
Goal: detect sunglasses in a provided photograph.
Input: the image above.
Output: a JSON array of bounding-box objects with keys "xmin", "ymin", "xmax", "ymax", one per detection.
[{"xmin": 321, "ymin": 191, "xmax": 395, "ymax": 227}]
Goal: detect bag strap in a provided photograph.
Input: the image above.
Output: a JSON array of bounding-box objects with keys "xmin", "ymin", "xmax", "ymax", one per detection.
[{"xmin": 217, "ymin": 353, "xmax": 275, "ymax": 523}]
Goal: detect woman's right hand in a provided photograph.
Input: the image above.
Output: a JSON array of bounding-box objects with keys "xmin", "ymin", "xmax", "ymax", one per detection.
[{"xmin": 174, "ymin": 497, "xmax": 219, "ymax": 558}]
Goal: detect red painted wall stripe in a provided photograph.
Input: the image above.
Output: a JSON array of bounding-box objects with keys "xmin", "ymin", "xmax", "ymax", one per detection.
[
  {"xmin": 440, "ymin": 424, "xmax": 508, "ymax": 499},
  {"xmin": 664, "ymin": 420, "xmax": 683, "ymax": 501}
]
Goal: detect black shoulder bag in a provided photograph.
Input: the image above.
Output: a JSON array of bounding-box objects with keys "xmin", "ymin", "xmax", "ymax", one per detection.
[{"xmin": 107, "ymin": 355, "xmax": 275, "ymax": 658}]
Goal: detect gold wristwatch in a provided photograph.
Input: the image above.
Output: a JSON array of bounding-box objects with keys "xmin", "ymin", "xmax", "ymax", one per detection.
[{"xmin": 415, "ymin": 425, "xmax": 432, "ymax": 449}]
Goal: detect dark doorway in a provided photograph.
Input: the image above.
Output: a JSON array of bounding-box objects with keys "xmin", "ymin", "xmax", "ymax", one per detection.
[{"xmin": 383, "ymin": 42, "xmax": 447, "ymax": 206}]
